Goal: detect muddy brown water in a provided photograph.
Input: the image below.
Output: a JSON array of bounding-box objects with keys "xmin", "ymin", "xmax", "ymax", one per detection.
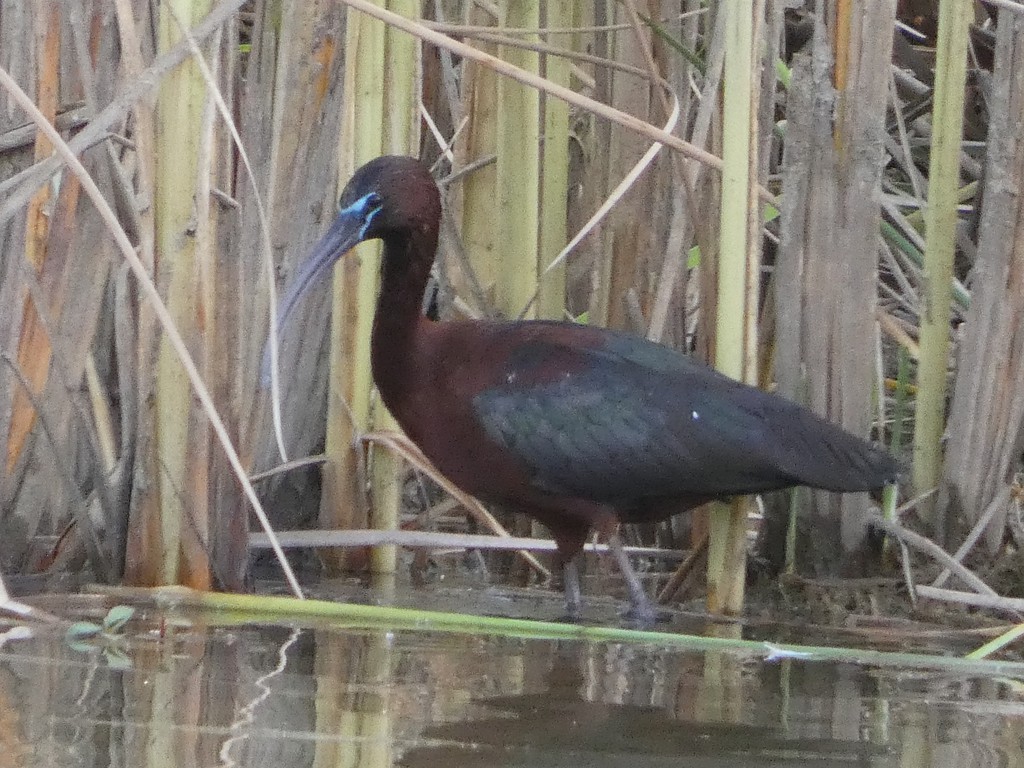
[{"xmin": 2, "ymin": 578, "xmax": 1022, "ymax": 767}]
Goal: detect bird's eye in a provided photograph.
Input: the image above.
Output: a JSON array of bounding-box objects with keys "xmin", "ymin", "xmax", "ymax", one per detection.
[
  {"xmin": 339, "ymin": 192, "xmax": 383, "ymax": 219},
  {"xmin": 361, "ymin": 192, "xmax": 384, "ymax": 234}
]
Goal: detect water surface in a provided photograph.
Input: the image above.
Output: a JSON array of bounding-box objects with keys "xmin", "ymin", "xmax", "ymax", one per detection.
[{"xmin": 2, "ymin": 582, "xmax": 1022, "ymax": 767}]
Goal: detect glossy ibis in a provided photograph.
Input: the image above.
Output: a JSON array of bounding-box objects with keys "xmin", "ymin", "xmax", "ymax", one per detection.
[{"xmin": 272, "ymin": 155, "xmax": 898, "ymax": 621}]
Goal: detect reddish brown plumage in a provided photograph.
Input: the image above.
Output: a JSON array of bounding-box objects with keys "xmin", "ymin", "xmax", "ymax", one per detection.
[{"xmin": 273, "ymin": 156, "xmax": 899, "ymax": 620}]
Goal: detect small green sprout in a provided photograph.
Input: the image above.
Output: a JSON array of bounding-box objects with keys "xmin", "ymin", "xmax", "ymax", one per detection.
[{"xmin": 65, "ymin": 605, "xmax": 136, "ymax": 669}]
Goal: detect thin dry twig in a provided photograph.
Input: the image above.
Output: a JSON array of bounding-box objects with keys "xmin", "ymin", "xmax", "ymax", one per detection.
[
  {"xmin": 868, "ymin": 514, "xmax": 997, "ymax": 597},
  {"xmin": 932, "ymin": 484, "xmax": 1014, "ymax": 589},
  {"xmin": 249, "ymin": 527, "xmax": 685, "ymax": 560},
  {"xmin": 656, "ymin": 532, "xmax": 709, "ymax": 604},
  {"xmin": 423, "ymin": 10, "xmax": 707, "ymax": 37},
  {"xmin": 916, "ymin": 585, "xmax": 1024, "ymax": 615},
  {"xmin": 249, "ymin": 454, "xmax": 328, "ymax": 483},
  {"xmin": 979, "ymin": 0, "xmax": 1024, "ymax": 15}
]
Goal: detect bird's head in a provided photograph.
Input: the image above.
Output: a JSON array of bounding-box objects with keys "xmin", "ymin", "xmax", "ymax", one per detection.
[
  {"xmin": 272, "ymin": 155, "xmax": 440, "ymax": 334},
  {"xmin": 261, "ymin": 156, "xmax": 439, "ymax": 386}
]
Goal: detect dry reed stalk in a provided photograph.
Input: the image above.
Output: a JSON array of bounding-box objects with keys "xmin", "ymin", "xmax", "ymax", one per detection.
[
  {"xmin": 0, "ymin": 49, "xmax": 304, "ymax": 599},
  {"xmin": 452, "ymin": 2, "xmax": 500, "ymax": 310},
  {"xmin": 369, "ymin": 0, "xmax": 423, "ymax": 574},
  {"xmin": 707, "ymin": 0, "xmax": 760, "ymax": 615},
  {"xmin": 239, "ymin": 0, "xmax": 346, "ymax": 539},
  {"xmin": 536, "ymin": 2, "xmax": 571, "ymax": 320},
  {"xmin": 149, "ymin": 0, "xmax": 221, "ymax": 589},
  {"xmin": 319, "ymin": 5, "xmax": 390, "ymax": 573},
  {"xmin": 319, "ymin": 0, "xmax": 421, "ymax": 575},
  {"xmin": 774, "ymin": 3, "xmax": 897, "ymax": 575},
  {"xmin": 913, "ymin": 0, "xmax": 973, "ymax": 527},
  {"xmin": 6, "ymin": 0, "xmax": 60, "ymax": 477},
  {"xmin": 592, "ymin": 4, "xmax": 666, "ymax": 332},
  {"xmin": 940, "ymin": 11, "xmax": 1024, "ymax": 551},
  {"xmin": 495, "ymin": 0, "xmax": 542, "ymax": 318}
]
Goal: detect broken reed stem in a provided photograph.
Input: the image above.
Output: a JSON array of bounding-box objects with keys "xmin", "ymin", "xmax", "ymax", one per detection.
[
  {"xmin": 932, "ymin": 484, "xmax": 1014, "ymax": 589},
  {"xmin": 249, "ymin": 528, "xmax": 687, "ymax": 560},
  {"xmin": 917, "ymin": 585, "xmax": 1024, "ymax": 616},
  {"xmin": 868, "ymin": 514, "xmax": 996, "ymax": 596},
  {"xmin": 656, "ymin": 532, "xmax": 709, "ymax": 604}
]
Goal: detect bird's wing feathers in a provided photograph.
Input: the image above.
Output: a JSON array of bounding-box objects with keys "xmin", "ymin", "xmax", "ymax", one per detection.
[
  {"xmin": 471, "ymin": 330, "xmax": 809, "ymax": 501},
  {"xmin": 470, "ymin": 325, "xmax": 897, "ymax": 501}
]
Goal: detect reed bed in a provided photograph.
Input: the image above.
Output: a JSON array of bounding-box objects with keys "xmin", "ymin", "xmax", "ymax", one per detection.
[{"xmin": 0, "ymin": 1, "xmax": 1021, "ymax": 639}]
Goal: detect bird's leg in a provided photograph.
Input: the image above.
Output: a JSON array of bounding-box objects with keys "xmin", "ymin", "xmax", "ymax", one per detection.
[
  {"xmin": 606, "ymin": 532, "xmax": 658, "ymax": 623},
  {"xmin": 545, "ymin": 517, "xmax": 590, "ymax": 620},
  {"xmin": 562, "ymin": 557, "xmax": 582, "ymax": 620}
]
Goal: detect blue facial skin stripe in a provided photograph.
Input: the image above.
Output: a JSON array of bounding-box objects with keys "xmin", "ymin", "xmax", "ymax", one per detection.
[
  {"xmin": 338, "ymin": 192, "xmax": 375, "ymax": 217},
  {"xmin": 339, "ymin": 192, "xmax": 382, "ymax": 240},
  {"xmin": 358, "ymin": 206, "xmax": 381, "ymax": 239}
]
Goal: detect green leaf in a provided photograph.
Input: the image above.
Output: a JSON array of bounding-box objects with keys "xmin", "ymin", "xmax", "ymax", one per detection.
[
  {"xmin": 103, "ymin": 646, "xmax": 134, "ymax": 671},
  {"xmin": 687, "ymin": 245, "xmax": 701, "ymax": 269},
  {"xmin": 102, "ymin": 605, "xmax": 135, "ymax": 633},
  {"xmin": 636, "ymin": 11, "xmax": 706, "ymax": 74},
  {"xmin": 775, "ymin": 58, "xmax": 792, "ymax": 90},
  {"xmin": 66, "ymin": 622, "xmax": 102, "ymax": 641}
]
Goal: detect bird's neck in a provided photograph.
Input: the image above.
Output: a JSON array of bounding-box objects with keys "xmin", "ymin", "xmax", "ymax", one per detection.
[{"xmin": 370, "ymin": 231, "xmax": 436, "ymax": 412}]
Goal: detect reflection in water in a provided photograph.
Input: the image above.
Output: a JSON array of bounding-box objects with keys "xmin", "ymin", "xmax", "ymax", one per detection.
[
  {"xmin": 400, "ymin": 650, "xmax": 885, "ymax": 767},
  {"xmin": 0, "ymin": 612, "xmax": 1022, "ymax": 767}
]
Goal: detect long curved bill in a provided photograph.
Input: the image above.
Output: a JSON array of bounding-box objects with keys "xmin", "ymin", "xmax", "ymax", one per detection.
[
  {"xmin": 260, "ymin": 207, "xmax": 368, "ymax": 385},
  {"xmin": 277, "ymin": 210, "xmax": 369, "ymax": 333}
]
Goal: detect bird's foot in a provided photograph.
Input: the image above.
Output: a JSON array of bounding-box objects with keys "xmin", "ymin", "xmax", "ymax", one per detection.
[
  {"xmin": 605, "ymin": 532, "xmax": 669, "ymax": 626},
  {"xmin": 558, "ymin": 607, "xmax": 584, "ymax": 624},
  {"xmin": 559, "ymin": 560, "xmax": 584, "ymax": 623},
  {"xmin": 621, "ymin": 598, "xmax": 670, "ymax": 626}
]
